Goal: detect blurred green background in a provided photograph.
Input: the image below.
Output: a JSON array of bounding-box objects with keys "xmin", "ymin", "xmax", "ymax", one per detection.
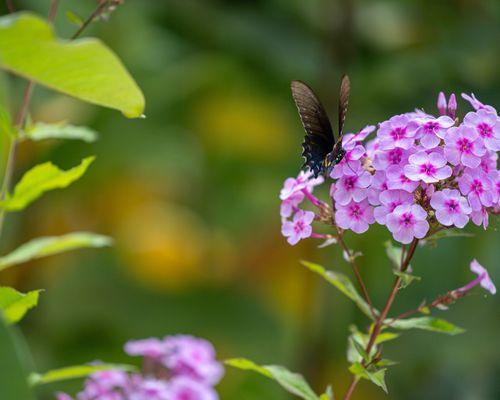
[{"xmin": 0, "ymin": 0, "xmax": 499, "ymax": 399}]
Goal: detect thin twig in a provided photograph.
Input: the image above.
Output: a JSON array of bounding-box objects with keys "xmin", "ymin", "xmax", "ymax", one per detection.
[
  {"xmin": 342, "ymin": 238, "xmax": 419, "ymax": 400},
  {"xmin": 71, "ymin": 1, "xmax": 109, "ymax": 40},
  {"xmin": 336, "ymin": 230, "xmax": 376, "ymax": 319}
]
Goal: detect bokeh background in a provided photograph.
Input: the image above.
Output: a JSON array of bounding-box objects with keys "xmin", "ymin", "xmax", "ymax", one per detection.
[{"xmin": 0, "ymin": 0, "xmax": 499, "ymax": 399}]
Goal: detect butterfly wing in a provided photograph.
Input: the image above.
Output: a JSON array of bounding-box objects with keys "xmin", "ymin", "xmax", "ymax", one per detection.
[
  {"xmin": 337, "ymin": 74, "xmax": 350, "ymax": 139},
  {"xmin": 290, "ymin": 80, "xmax": 334, "ymax": 177}
]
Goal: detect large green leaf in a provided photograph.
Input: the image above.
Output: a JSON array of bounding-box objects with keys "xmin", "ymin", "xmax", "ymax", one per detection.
[
  {"xmin": 0, "ymin": 287, "xmax": 40, "ymax": 323},
  {"xmin": 1, "ymin": 156, "xmax": 94, "ymax": 211},
  {"xmin": 301, "ymin": 261, "xmax": 377, "ymax": 319},
  {"xmin": 387, "ymin": 317, "xmax": 465, "ymax": 335},
  {"xmin": 0, "ymin": 317, "xmax": 35, "ymax": 399},
  {"xmin": 0, "ymin": 13, "xmax": 145, "ymax": 118},
  {"xmin": 349, "ymin": 362, "xmax": 388, "ymax": 394},
  {"xmin": 29, "ymin": 363, "xmax": 136, "ymax": 386},
  {"xmin": 0, "ymin": 232, "xmax": 112, "ymax": 272},
  {"xmin": 226, "ymin": 358, "xmax": 320, "ymax": 400},
  {"xmin": 22, "ymin": 121, "xmax": 98, "ymax": 143}
]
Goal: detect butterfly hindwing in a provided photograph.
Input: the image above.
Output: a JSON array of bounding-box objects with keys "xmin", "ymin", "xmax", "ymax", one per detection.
[{"xmin": 290, "ymin": 80, "xmax": 334, "ymax": 177}]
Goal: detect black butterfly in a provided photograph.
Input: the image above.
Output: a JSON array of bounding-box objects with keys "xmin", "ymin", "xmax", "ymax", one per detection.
[{"xmin": 290, "ymin": 75, "xmax": 350, "ymax": 178}]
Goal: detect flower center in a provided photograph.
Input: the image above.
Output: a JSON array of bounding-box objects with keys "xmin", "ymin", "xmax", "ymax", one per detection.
[
  {"xmin": 349, "ymin": 205, "xmax": 362, "ymax": 220},
  {"xmin": 457, "ymin": 138, "xmax": 472, "ymax": 154},
  {"xmin": 391, "ymin": 127, "xmax": 406, "ymax": 141},
  {"xmin": 477, "ymin": 122, "xmax": 493, "ymax": 138},
  {"xmin": 445, "ymin": 199, "xmax": 460, "ymax": 213},
  {"xmin": 423, "ymin": 121, "xmax": 440, "ymax": 134},
  {"xmin": 471, "ymin": 180, "xmax": 483, "ymax": 194},
  {"xmin": 399, "ymin": 212, "xmax": 415, "ymax": 227},
  {"xmin": 387, "ymin": 148, "xmax": 403, "ymax": 164},
  {"xmin": 419, "ymin": 162, "xmax": 436, "ymax": 176},
  {"xmin": 343, "ymin": 176, "xmax": 357, "ymax": 190},
  {"xmin": 294, "ymin": 220, "xmax": 305, "ymax": 234}
]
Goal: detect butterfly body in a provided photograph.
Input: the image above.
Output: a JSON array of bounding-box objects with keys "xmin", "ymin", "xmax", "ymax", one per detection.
[{"xmin": 291, "ymin": 76, "xmax": 350, "ymax": 178}]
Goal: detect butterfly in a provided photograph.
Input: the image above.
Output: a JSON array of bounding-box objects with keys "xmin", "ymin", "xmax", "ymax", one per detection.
[{"xmin": 290, "ymin": 75, "xmax": 350, "ymax": 178}]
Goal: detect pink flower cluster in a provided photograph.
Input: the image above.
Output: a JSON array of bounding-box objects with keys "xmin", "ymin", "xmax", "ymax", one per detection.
[
  {"xmin": 280, "ymin": 92, "xmax": 500, "ymax": 245},
  {"xmin": 56, "ymin": 335, "xmax": 224, "ymax": 400}
]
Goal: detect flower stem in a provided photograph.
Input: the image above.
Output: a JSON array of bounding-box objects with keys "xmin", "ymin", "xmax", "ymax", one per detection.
[
  {"xmin": 342, "ymin": 238, "xmax": 419, "ymax": 400},
  {"xmin": 336, "ymin": 230, "xmax": 376, "ymax": 320}
]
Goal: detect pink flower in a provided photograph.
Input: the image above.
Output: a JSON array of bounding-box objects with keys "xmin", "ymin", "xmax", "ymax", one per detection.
[
  {"xmin": 437, "ymin": 92, "xmax": 447, "ymax": 116},
  {"xmin": 448, "ymin": 94, "xmax": 457, "ymax": 119},
  {"xmin": 461, "ymin": 93, "xmax": 496, "ymax": 113},
  {"xmin": 411, "ymin": 116, "xmax": 454, "ymax": 149},
  {"xmin": 332, "ymin": 162, "xmax": 371, "ymax": 205},
  {"xmin": 470, "ymin": 208, "xmax": 489, "ymax": 229},
  {"xmin": 279, "ymin": 170, "xmax": 323, "ymax": 200},
  {"xmin": 430, "ymin": 189, "xmax": 471, "ymax": 228},
  {"xmin": 378, "ymin": 115, "xmax": 415, "ymax": 150},
  {"xmin": 335, "ymin": 199, "xmax": 375, "ymax": 234},
  {"xmin": 168, "ymin": 376, "xmax": 218, "ymax": 400},
  {"xmin": 463, "ymin": 109, "xmax": 500, "ymax": 151},
  {"xmin": 130, "ymin": 378, "xmax": 170, "ymax": 400},
  {"xmin": 125, "ymin": 338, "xmax": 166, "ymax": 360},
  {"xmin": 372, "ymin": 147, "xmax": 414, "ymax": 170},
  {"xmin": 373, "ymin": 190, "xmax": 414, "ymax": 225},
  {"xmin": 458, "ymin": 169, "xmax": 495, "ymax": 210},
  {"xmin": 280, "ymin": 192, "xmax": 304, "ymax": 218},
  {"xmin": 404, "ymin": 151, "xmax": 452, "ymax": 183},
  {"xmin": 163, "ymin": 335, "xmax": 224, "ymax": 386},
  {"xmin": 386, "ymin": 165, "xmax": 419, "ymax": 192},
  {"xmin": 78, "ymin": 370, "xmax": 130, "ymax": 399},
  {"xmin": 386, "ymin": 204, "xmax": 429, "ymax": 244},
  {"xmin": 342, "ymin": 125, "xmax": 376, "ymax": 150},
  {"xmin": 469, "ymin": 259, "xmax": 496, "ymax": 295},
  {"xmin": 367, "ymin": 170, "xmax": 388, "ymax": 205},
  {"xmin": 56, "ymin": 394, "xmax": 73, "ymax": 400},
  {"xmin": 281, "ymin": 210, "xmax": 315, "ymax": 245},
  {"xmin": 444, "ymin": 125, "xmax": 486, "ymax": 168}
]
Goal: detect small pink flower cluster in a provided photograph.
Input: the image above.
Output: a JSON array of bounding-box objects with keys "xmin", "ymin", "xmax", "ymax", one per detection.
[
  {"xmin": 56, "ymin": 335, "xmax": 224, "ymax": 400},
  {"xmin": 280, "ymin": 92, "xmax": 500, "ymax": 245}
]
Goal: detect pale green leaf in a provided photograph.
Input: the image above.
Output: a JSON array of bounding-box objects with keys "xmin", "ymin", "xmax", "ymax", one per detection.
[
  {"xmin": 1, "ymin": 156, "xmax": 94, "ymax": 211},
  {"xmin": 393, "ymin": 270, "xmax": 421, "ymax": 289},
  {"xmin": 226, "ymin": 358, "xmax": 319, "ymax": 400},
  {"xmin": 301, "ymin": 261, "xmax": 377, "ymax": 319},
  {"xmin": 0, "ymin": 13, "xmax": 145, "ymax": 118},
  {"xmin": 0, "ymin": 318, "xmax": 35, "ymax": 399},
  {"xmin": 0, "ymin": 232, "xmax": 112, "ymax": 271},
  {"xmin": 319, "ymin": 386, "xmax": 334, "ymax": 400},
  {"xmin": 28, "ymin": 364, "xmax": 136, "ymax": 386},
  {"xmin": 374, "ymin": 332, "xmax": 400, "ymax": 345},
  {"xmin": 65, "ymin": 10, "xmax": 83, "ymax": 27},
  {"xmin": 349, "ymin": 363, "xmax": 388, "ymax": 393},
  {"xmin": 384, "ymin": 241, "xmax": 405, "ymax": 269},
  {"xmin": 23, "ymin": 121, "xmax": 98, "ymax": 142},
  {"xmin": 0, "ymin": 287, "xmax": 40, "ymax": 323},
  {"xmin": 387, "ymin": 317, "xmax": 465, "ymax": 335}
]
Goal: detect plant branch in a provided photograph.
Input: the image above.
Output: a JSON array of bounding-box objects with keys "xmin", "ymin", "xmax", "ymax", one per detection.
[
  {"xmin": 70, "ymin": 1, "xmax": 110, "ymax": 40},
  {"xmin": 336, "ymin": 229, "xmax": 376, "ymax": 320},
  {"xmin": 5, "ymin": 0, "xmax": 14, "ymax": 13},
  {"xmin": 342, "ymin": 238, "xmax": 419, "ymax": 400}
]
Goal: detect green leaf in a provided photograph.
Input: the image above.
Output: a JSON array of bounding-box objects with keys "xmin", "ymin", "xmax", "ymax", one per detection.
[
  {"xmin": 22, "ymin": 121, "xmax": 98, "ymax": 142},
  {"xmin": 319, "ymin": 386, "xmax": 334, "ymax": 400},
  {"xmin": 349, "ymin": 363, "xmax": 388, "ymax": 394},
  {"xmin": 0, "ymin": 232, "xmax": 112, "ymax": 272},
  {"xmin": 0, "ymin": 287, "xmax": 40, "ymax": 323},
  {"xmin": 0, "ymin": 13, "xmax": 145, "ymax": 118},
  {"xmin": 28, "ymin": 363, "xmax": 136, "ymax": 386},
  {"xmin": 374, "ymin": 332, "xmax": 400, "ymax": 345},
  {"xmin": 352, "ymin": 338, "xmax": 370, "ymax": 363},
  {"xmin": 387, "ymin": 317, "xmax": 465, "ymax": 335},
  {"xmin": 393, "ymin": 270, "xmax": 421, "ymax": 289},
  {"xmin": 65, "ymin": 10, "xmax": 83, "ymax": 27},
  {"xmin": 427, "ymin": 228, "xmax": 474, "ymax": 241},
  {"xmin": 0, "ymin": 317, "xmax": 35, "ymax": 399},
  {"xmin": 384, "ymin": 241, "xmax": 405, "ymax": 269},
  {"xmin": 226, "ymin": 358, "xmax": 319, "ymax": 400},
  {"xmin": 1, "ymin": 156, "xmax": 94, "ymax": 211},
  {"xmin": 301, "ymin": 261, "xmax": 377, "ymax": 319}
]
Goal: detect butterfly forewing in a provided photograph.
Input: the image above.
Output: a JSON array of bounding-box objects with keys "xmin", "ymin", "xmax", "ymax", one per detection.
[
  {"xmin": 337, "ymin": 75, "xmax": 350, "ymax": 137},
  {"xmin": 290, "ymin": 80, "xmax": 334, "ymax": 177}
]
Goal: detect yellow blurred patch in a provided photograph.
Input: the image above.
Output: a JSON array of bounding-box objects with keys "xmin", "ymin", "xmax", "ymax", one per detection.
[{"xmin": 192, "ymin": 92, "xmax": 294, "ymax": 160}]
